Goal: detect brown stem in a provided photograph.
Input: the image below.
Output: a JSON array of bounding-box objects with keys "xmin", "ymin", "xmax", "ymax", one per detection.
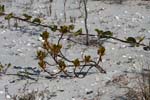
[{"xmin": 83, "ymin": 0, "xmax": 89, "ymax": 45}]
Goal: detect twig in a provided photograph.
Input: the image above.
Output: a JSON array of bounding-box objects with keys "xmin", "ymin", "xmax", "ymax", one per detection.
[
  {"xmin": 6, "ymin": 73, "xmax": 38, "ymax": 81},
  {"xmin": 83, "ymin": 0, "xmax": 89, "ymax": 45}
]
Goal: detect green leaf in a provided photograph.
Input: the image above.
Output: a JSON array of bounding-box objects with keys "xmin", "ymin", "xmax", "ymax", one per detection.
[
  {"xmin": 136, "ymin": 36, "xmax": 145, "ymax": 43},
  {"xmin": 58, "ymin": 60, "xmax": 66, "ymax": 70},
  {"xmin": 7, "ymin": 63, "xmax": 11, "ymax": 68},
  {"xmin": 126, "ymin": 37, "xmax": 137, "ymax": 47},
  {"xmin": 38, "ymin": 60, "xmax": 46, "ymax": 69},
  {"xmin": 103, "ymin": 31, "xmax": 113, "ymax": 36},
  {"xmin": 97, "ymin": 46, "xmax": 105, "ymax": 56},
  {"xmin": 126, "ymin": 37, "xmax": 136, "ymax": 43},
  {"xmin": 23, "ymin": 13, "xmax": 32, "ymax": 20},
  {"xmin": 95, "ymin": 29, "xmax": 103, "ymax": 36},
  {"xmin": 5, "ymin": 13, "xmax": 13, "ymax": 20},
  {"xmin": 14, "ymin": 23, "xmax": 18, "ymax": 28},
  {"xmin": 50, "ymin": 25, "xmax": 57, "ymax": 32},
  {"xmin": 0, "ymin": 5, "xmax": 5, "ymax": 13},
  {"xmin": 32, "ymin": 18, "xmax": 41, "ymax": 24},
  {"xmin": 73, "ymin": 58, "xmax": 80, "ymax": 67},
  {"xmin": 37, "ymin": 51, "xmax": 47, "ymax": 60},
  {"xmin": 95, "ymin": 29, "xmax": 113, "ymax": 37},
  {"xmin": 74, "ymin": 28, "xmax": 82, "ymax": 36},
  {"xmin": 59, "ymin": 25, "xmax": 69, "ymax": 33},
  {"xmin": 51, "ymin": 44, "xmax": 62, "ymax": 55},
  {"xmin": 68, "ymin": 24, "xmax": 75, "ymax": 30},
  {"xmin": 84, "ymin": 55, "xmax": 91, "ymax": 63},
  {"xmin": 40, "ymin": 31, "xmax": 49, "ymax": 40}
]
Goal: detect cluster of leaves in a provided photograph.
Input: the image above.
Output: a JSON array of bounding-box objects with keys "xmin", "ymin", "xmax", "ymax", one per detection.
[
  {"xmin": 37, "ymin": 25, "xmax": 106, "ymax": 78},
  {"xmin": 95, "ymin": 28, "xmax": 149, "ymax": 49},
  {"xmin": 4, "ymin": 13, "xmax": 41, "ymax": 24}
]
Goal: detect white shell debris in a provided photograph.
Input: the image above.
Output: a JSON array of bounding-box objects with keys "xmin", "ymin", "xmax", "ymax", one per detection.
[
  {"xmin": 12, "ymin": 40, "xmax": 16, "ymax": 43},
  {"xmin": 122, "ymin": 45, "xmax": 126, "ymax": 48},
  {"xmin": 124, "ymin": 10, "xmax": 128, "ymax": 14},
  {"xmin": 91, "ymin": 82, "xmax": 97, "ymax": 86},
  {"xmin": 0, "ymin": 91, "xmax": 4, "ymax": 94},
  {"xmin": 60, "ymin": 13, "xmax": 63, "ymax": 16},
  {"xmin": 18, "ymin": 53, "xmax": 25, "ymax": 56},
  {"xmin": 81, "ymin": 20, "xmax": 84, "ymax": 24},
  {"xmin": 0, "ymin": 30, "xmax": 6, "ymax": 34},
  {"xmin": 72, "ymin": 98, "xmax": 75, "ymax": 100},
  {"xmin": 38, "ymin": 37, "xmax": 45, "ymax": 43},
  {"xmin": 37, "ymin": 47, "xmax": 43, "ymax": 51},
  {"xmin": 27, "ymin": 43, "xmax": 31, "ymax": 46},
  {"xmin": 53, "ymin": 69, "xmax": 58, "ymax": 73},
  {"xmin": 63, "ymin": 38, "xmax": 67, "ymax": 41},
  {"xmin": 6, "ymin": 95, "xmax": 11, "ymax": 99},
  {"xmin": 122, "ymin": 55, "xmax": 127, "ymax": 58},
  {"xmin": 128, "ymin": 56, "xmax": 132, "ymax": 60},
  {"xmin": 115, "ymin": 16, "xmax": 120, "ymax": 20},
  {"xmin": 87, "ymin": 8, "xmax": 90, "ymax": 11},
  {"xmin": 140, "ymin": 55, "xmax": 144, "ymax": 57},
  {"xmin": 17, "ymin": 49, "xmax": 22, "ymax": 53},
  {"xmin": 112, "ymin": 48, "xmax": 115, "ymax": 50}
]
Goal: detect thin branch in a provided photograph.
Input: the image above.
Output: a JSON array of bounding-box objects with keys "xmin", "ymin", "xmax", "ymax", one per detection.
[{"xmin": 83, "ymin": 0, "xmax": 89, "ymax": 45}]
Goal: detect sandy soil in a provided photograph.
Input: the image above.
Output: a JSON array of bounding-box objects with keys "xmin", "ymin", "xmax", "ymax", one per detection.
[{"xmin": 0, "ymin": 0, "xmax": 150, "ymax": 100}]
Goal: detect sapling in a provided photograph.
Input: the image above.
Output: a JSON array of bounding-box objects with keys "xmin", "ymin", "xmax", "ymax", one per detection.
[
  {"xmin": 37, "ymin": 25, "xmax": 106, "ymax": 78},
  {"xmin": 0, "ymin": 4, "xmax": 150, "ymax": 79}
]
